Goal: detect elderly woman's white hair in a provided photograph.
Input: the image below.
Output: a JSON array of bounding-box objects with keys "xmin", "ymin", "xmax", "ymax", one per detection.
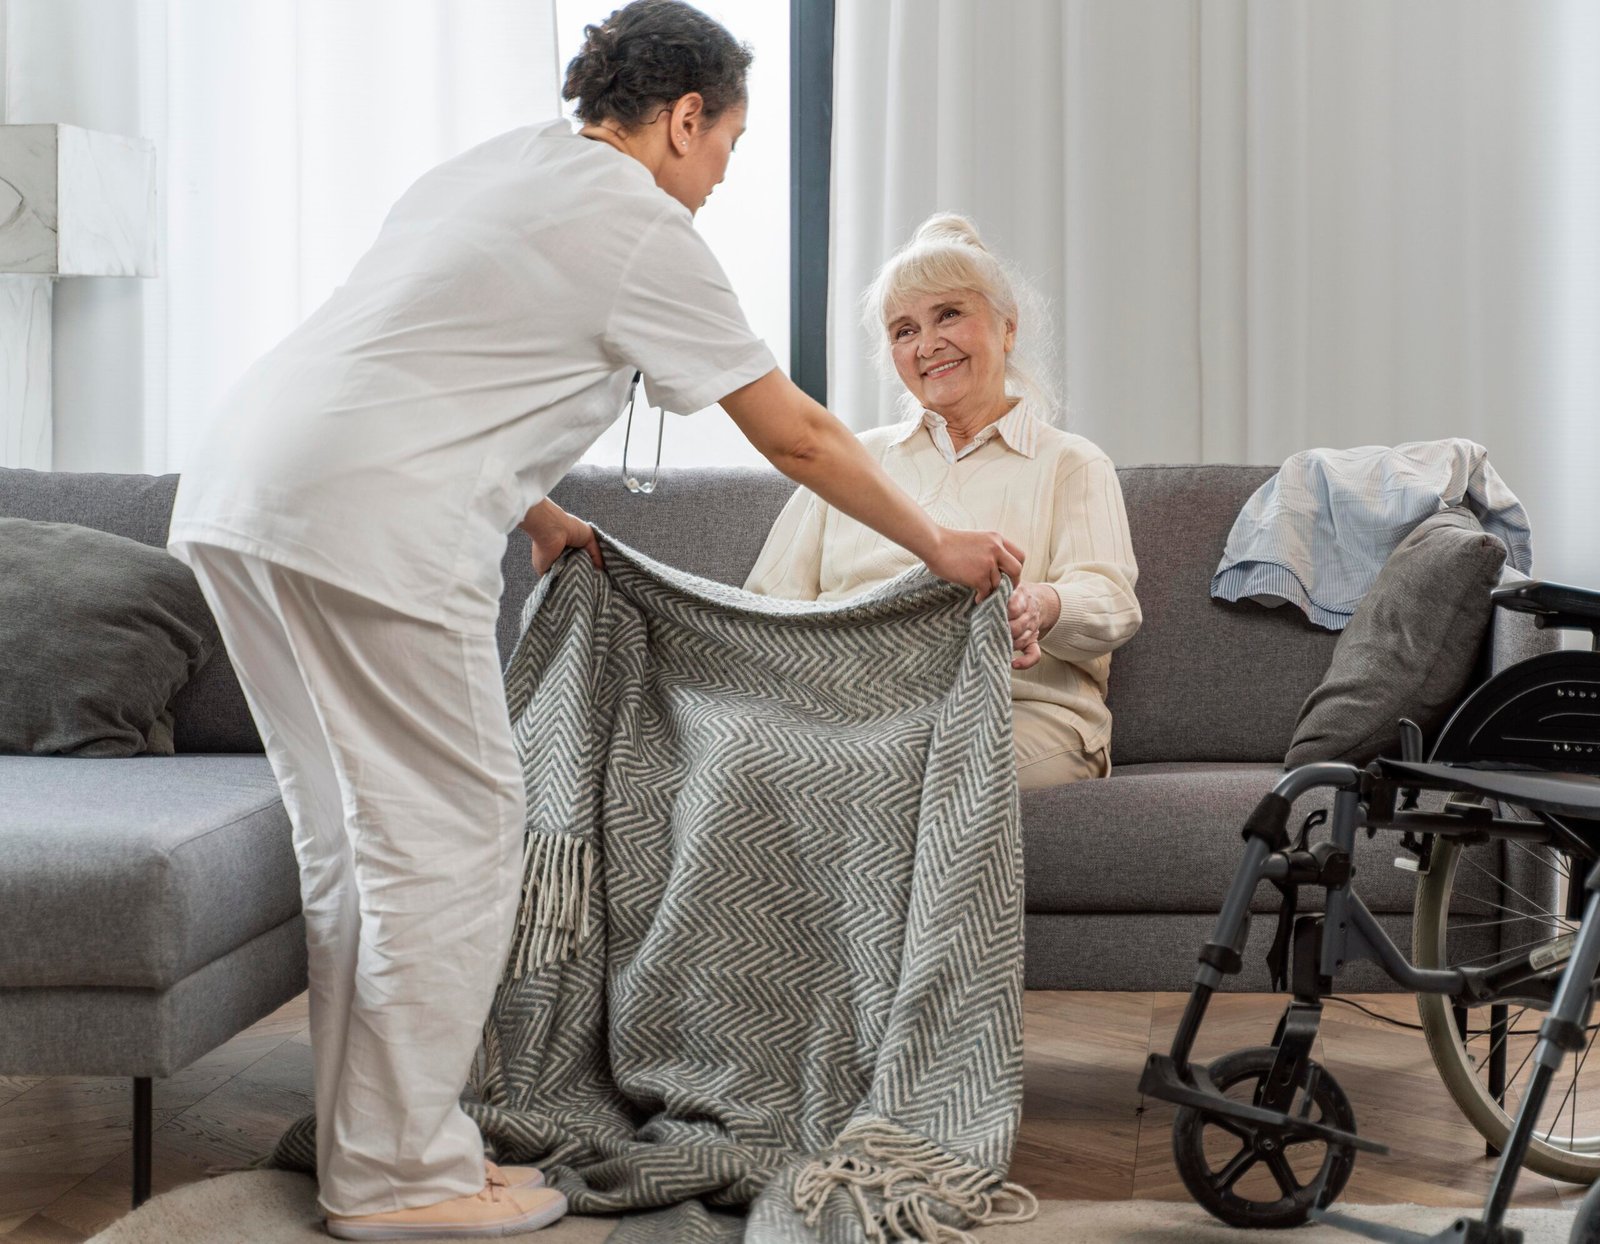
[{"xmin": 862, "ymin": 213, "xmax": 1059, "ymax": 422}]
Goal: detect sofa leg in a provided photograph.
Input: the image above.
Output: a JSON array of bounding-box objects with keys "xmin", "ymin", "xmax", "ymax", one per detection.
[{"xmin": 132, "ymin": 1077, "xmax": 152, "ymax": 1208}]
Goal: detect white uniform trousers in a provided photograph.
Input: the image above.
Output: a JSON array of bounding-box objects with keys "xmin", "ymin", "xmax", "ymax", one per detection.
[{"xmin": 173, "ymin": 543, "xmax": 526, "ymax": 1218}]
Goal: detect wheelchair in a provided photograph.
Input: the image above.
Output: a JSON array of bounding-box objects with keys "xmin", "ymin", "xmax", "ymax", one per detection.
[{"xmin": 1138, "ymin": 579, "xmax": 1600, "ymax": 1243}]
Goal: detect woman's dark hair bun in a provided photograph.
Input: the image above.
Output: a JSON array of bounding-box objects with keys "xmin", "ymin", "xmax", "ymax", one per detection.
[{"xmin": 563, "ymin": 0, "xmax": 753, "ymax": 130}]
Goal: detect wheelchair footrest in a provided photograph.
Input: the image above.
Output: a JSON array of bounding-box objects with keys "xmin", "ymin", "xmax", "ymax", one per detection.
[
  {"xmin": 1139, "ymin": 1053, "xmax": 1390, "ymax": 1155},
  {"xmin": 1310, "ymin": 1207, "xmax": 1522, "ymax": 1244}
]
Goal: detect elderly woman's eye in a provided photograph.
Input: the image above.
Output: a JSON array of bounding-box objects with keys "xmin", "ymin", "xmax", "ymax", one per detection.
[{"xmin": 941, "ymin": 307, "xmax": 960, "ymax": 320}]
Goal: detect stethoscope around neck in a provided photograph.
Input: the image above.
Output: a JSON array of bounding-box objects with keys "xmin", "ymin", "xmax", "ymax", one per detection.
[{"xmin": 620, "ymin": 370, "xmax": 663, "ymax": 495}]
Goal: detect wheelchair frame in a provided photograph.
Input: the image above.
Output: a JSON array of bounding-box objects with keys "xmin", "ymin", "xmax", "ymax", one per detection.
[{"xmin": 1140, "ymin": 580, "xmax": 1600, "ymax": 1244}]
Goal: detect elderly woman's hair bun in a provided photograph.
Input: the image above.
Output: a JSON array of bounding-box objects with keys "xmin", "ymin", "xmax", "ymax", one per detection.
[
  {"xmin": 863, "ymin": 212, "xmax": 1058, "ymax": 419},
  {"xmin": 911, "ymin": 213, "xmax": 988, "ymax": 251},
  {"xmin": 563, "ymin": 0, "xmax": 753, "ymax": 131}
]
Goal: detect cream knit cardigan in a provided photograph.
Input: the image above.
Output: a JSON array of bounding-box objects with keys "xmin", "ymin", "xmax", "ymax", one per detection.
[{"xmin": 744, "ymin": 403, "xmax": 1142, "ymax": 758}]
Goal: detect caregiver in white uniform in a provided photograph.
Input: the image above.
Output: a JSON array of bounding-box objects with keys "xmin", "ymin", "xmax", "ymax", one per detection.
[{"xmin": 167, "ymin": 1, "xmax": 1024, "ymax": 1238}]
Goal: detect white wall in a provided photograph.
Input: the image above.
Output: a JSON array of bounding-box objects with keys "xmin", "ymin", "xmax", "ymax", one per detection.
[{"xmin": 1544, "ymin": 0, "xmax": 1600, "ymax": 587}]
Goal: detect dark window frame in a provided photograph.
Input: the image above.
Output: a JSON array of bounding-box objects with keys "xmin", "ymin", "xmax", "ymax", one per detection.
[{"xmin": 789, "ymin": 0, "xmax": 834, "ymax": 404}]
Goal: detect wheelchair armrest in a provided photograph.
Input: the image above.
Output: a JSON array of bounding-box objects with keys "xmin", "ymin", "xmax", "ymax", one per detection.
[
  {"xmin": 1492, "ymin": 578, "xmax": 1600, "ymax": 622},
  {"xmin": 1486, "ymin": 571, "xmax": 1566, "ymax": 677}
]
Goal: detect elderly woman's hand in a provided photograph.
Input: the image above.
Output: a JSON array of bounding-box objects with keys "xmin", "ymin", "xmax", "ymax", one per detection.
[{"xmin": 1008, "ymin": 583, "xmax": 1061, "ymax": 670}]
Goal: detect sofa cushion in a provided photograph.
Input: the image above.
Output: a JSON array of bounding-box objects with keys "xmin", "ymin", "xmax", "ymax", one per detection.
[
  {"xmin": 1020, "ymin": 761, "xmax": 1498, "ymax": 917},
  {"xmin": 0, "ymin": 517, "xmax": 216, "ymax": 757},
  {"xmin": 0, "ymin": 754, "xmax": 300, "ymax": 989},
  {"xmin": 0, "ymin": 916, "xmax": 308, "ymax": 1079},
  {"xmin": 1286, "ymin": 507, "xmax": 1507, "ymax": 767},
  {"xmin": 0, "ymin": 468, "xmax": 263, "ymax": 753}
]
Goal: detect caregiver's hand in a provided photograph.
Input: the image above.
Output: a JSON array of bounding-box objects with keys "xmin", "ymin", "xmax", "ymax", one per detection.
[
  {"xmin": 925, "ymin": 529, "xmax": 1026, "ymax": 604},
  {"xmin": 520, "ymin": 499, "xmax": 603, "ymax": 575},
  {"xmin": 1007, "ymin": 582, "xmax": 1060, "ymax": 671},
  {"xmin": 721, "ymin": 371, "xmax": 1025, "ymax": 603}
]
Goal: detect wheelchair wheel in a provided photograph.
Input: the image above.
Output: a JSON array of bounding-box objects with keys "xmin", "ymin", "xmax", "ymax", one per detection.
[
  {"xmin": 1414, "ymin": 834, "xmax": 1600, "ymax": 1183},
  {"xmin": 1172, "ymin": 1046, "xmax": 1357, "ymax": 1229},
  {"xmin": 1575, "ymin": 1174, "xmax": 1600, "ymax": 1243}
]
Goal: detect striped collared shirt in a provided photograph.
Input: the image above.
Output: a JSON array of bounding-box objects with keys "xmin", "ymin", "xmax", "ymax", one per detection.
[
  {"xmin": 1212, "ymin": 439, "xmax": 1533, "ymax": 630},
  {"xmin": 890, "ymin": 403, "xmax": 1042, "ymax": 463}
]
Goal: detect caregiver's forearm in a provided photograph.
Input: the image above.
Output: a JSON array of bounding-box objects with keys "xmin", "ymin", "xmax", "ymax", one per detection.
[
  {"xmin": 784, "ymin": 418, "xmax": 949, "ymax": 562},
  {"xmin": 721, "ymin": 371, "xmax": 943, "ymax": 564}
]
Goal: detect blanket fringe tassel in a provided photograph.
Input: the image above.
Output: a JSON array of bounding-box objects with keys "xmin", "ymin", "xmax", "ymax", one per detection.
[
  {"xmin": 501, "ymin": 832, "xmax": 594, "ymax": 982},
  {"xmin": 792, "ymin": 1121, "xmax": 1038, "ymax": 1243}
]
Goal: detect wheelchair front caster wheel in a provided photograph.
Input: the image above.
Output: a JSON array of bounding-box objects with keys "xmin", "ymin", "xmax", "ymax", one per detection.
[
  {"xmin": 1172, "ymin": 1046, "xmax": 1358, "ymax": 1229},
  {"xmin": 1573, "ymin": 1175, "xmax": 1600, "ymax": 1243}
]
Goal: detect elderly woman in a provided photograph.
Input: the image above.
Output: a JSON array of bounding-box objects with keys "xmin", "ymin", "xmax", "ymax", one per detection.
[{"xmin": 745, "ymin": 214, "xmax": 1141, "ymax": 789}]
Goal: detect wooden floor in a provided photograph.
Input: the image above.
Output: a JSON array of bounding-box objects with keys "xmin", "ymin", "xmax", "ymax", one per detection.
[{"xmin": 1, "ymin": 990, "xmax": 1585, "ymax": 1240}]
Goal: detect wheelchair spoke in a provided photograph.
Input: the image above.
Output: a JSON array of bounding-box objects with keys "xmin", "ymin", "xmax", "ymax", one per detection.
[
  {"xmin": 1457, "ymin": 853, "xmax": 1564, "ymax": 923},
  {"xmin": 1466, "ymin": 1006, "xmax": 1528, "ymax": 1053},
  {"xmin": 1452, "ymin": 914, "xmax": 1574, "ymax": 934},
  {"xmin": 1415, "ymin": 835, "xmax": 1600, "ymax": 1174},
  {"xmin": 1502, "ymin": 1031, "xmax": 1541, "ymax": 1115},
  {"xmin": 1577, "ymin": 1028, "xmax": 1600, "ymax": 1146},
  {"xmin": 1504, "ymin": 839, "xmax": 1572, "ymax": 881},
  {"xmin": 1461, "ymin": 911, "xmax": 1576, "ymax": 943},
  {"xmin": 1210, "ymin": 1143, "xmax": 1258, "ymax": 1193},
  {"xmin": 1444, "ymin": 887, "xmax": 1573, "ymax": 937},
  {"xmin": 1539, "ymin": 1020, "xmax": 1599, "ymax": 1146},
  {"xmin": 1264, "ymin": 1149, "xmax": 1304, "ymax": 1197},
  {"xmin": 1452, "ymin": 934, "xmax": 1575, "ymax": 971}
]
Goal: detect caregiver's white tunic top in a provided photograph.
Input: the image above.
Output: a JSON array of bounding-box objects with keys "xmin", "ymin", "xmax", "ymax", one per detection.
[{"xmin": 170, "ymin": 119, "xmax": 776, "ymax": 631}]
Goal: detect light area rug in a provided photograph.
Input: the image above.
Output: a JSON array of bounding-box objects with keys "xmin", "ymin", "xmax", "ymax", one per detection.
[{"xmin": 86, "ymin": 1171, "xmax": 1577, "ymax": 1243}]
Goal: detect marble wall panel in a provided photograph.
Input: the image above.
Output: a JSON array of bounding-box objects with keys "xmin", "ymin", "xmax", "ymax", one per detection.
[
  {"xmin": 0, "ymin": 126, "xmax": 60, "ymax": 274},
  {"xmin": 0, "ymin": 125, "xmax": 157, "ymax": 277},
  {"xmin": 1, "ymin": 276, "xmax": 54, "ymax": 469},
  {"xmin": 56, "ymin": 126, "xmax": 158, "ymax": 277}
]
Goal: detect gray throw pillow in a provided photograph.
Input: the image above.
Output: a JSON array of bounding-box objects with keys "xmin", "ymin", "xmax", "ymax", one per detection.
[
  {"xmin": 0, "ymin": 518, "xmax": 216, "ymax": 757},
  {"xmin": 1285, "ymin": 507, "xmax": 1507, "ymax": 768}
]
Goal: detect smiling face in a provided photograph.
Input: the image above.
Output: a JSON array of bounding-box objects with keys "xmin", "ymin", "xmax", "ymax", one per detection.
[{"xmin": 886, "ymin": 289, "xmax": 1016, "ymax": 424}]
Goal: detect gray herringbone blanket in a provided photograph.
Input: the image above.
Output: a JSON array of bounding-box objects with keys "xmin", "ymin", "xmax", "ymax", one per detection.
[{"xmin": 270, "ymin": 534, "xmax": 1033, "ymax": 1242}]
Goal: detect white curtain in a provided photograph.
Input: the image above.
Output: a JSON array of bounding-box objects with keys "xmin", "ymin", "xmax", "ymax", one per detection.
[
  {"xmin": 1, "ymin": 0, "xmax": 560, "ymax": 475},
  {"xmin": 831, "ymin": 0, "xmax": 1600, "ymax": 585}
]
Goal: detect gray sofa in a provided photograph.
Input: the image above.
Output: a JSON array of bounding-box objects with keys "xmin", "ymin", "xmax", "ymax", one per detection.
[{"xmin": 0, "ymin": 461, "xmax": 1554, "ymax": 1206}]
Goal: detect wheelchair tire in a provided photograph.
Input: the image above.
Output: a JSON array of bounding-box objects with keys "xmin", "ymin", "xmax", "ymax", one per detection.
[
  {"xmin": 1414, "ymin": 834, "xmax": 1600, "ymax": 1183},
  {"xmin": 1573, "ymin": 1174, "xmax": 1600, "ymax": 1243},
  {"xmin": 1172, "ymin": 1046, "xmax": 1357, "ymax": 1229}
]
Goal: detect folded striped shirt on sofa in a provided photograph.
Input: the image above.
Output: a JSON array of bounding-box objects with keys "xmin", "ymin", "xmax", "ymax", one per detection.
[{"xmin": 1211, "ymin": 439, "xmax": 1532, "ymax": 631}]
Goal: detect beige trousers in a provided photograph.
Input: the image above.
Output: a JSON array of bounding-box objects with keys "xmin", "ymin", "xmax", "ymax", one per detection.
[
  {"xmin": 1014, "ymin": 699, "xmax": 1110, "ymax": 791},
  {"xmin": 172, "ymin": 543, "xmax": 525, "ymax": 1218}
]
